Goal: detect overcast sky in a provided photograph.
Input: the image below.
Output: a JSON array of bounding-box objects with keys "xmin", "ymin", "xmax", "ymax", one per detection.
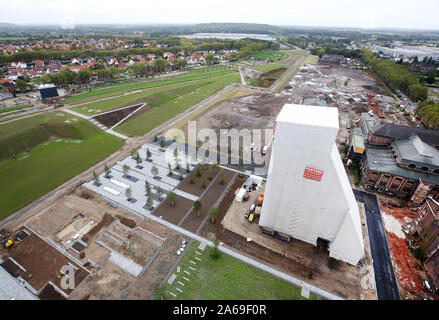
[{"xmin": 1, "ymin": 0, "xmax": 438, "ymax": 30}]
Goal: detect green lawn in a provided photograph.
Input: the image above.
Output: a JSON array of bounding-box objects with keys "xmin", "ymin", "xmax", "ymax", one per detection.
[
  {"xmin": 66, "ymin": 70, "xmax": 237, "ymax": 104},
  {"xmin": 250, "ymin": 64, "xmax": 287, "ymax": 73},
  {"xmin": 251, "ymin": 50, "xmax": 289, "ymax": 62},
  {"xmin": 0, "ymin": 112, "xmax": 123, "ymax": 220},
  {"xmin": 303, "ymin": 55, "xmax": 319, "ymax": 64},
  {"xmin": 176, "ymin": 65, "xmax": 233, "ymax": 76},
  {"xmin": 156, "ymin": 241, "xmax": 317, "ymax": 300},
  {"xmin": 0, "ymin": 105, "xmax": 31, "ymax": 114},
  {"xmin": 274, "ymin": 53, "xmax": 309, "ymax": 93},
  {"xmin": 115, "ymin": 73, "xmax": 241, "ymax": 137}
]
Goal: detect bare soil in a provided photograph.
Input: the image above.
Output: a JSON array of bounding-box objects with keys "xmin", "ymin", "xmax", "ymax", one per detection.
[
  {"xmin": 0, "ymin": 228, "xmax": 88, "ymax": 296},
  {"xmin": 177, "ymin": 164, "xmax": 214, "ymax": 197},
  {"xmin": 39, "ymin": 283, "xmax": 67, "ymax": 300},
  {"xmin": 181, "ymin": 168, "xmax": 235, "ymax": 233},
  {"xmin": 93, "ymin": 104, "xmax": 147, "ymax": 128},
  {"xmin": 153, "ymin": 194, "xmax": 194, "ymax": 225},
  {"xmin": 199, "ymin": 174, "xmax": 374, "ymax": 300},
  {"xmin": 69, "ymin": 219, "xmax": 185, "ymax": 300}
]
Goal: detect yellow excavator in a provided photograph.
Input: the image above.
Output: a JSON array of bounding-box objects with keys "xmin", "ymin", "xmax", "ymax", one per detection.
[
  {"xmin": 2, "ymin": 238, "xmax": 13, "ymax": 249},
  {"xmin": 4, "ymin": 239, "xmax": 13, "ymax": 248}
]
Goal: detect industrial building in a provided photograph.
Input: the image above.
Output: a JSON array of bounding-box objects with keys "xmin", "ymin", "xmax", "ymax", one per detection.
[
  {"xmin": 360, "ymin": 134, "xmax": 439, "ymax": 203},
  {"xmin": 259, "ymin": 104, "xmax": 365, "ymax": 266},
  {"xmin": 406, "ymin": 196, "xmax": 439, "ymax": 291},
  {"xmin": 367, "ymin": 123, "xmax": 439, "ymax": 148},
  {"xmin": 37, "ymin": 83, "xmax": 59, "ymax": 99}
]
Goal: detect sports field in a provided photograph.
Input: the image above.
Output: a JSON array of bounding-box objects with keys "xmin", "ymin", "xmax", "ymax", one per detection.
[
  {"xmin": 156, "ymin": 241, "xmax": 317, "ymax": 300},
  {"xmin": 0, "ymin": 112, "xmax": 123, "ymax": 220}
]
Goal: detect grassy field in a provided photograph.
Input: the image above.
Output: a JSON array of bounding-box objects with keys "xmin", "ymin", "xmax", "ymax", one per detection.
[
  {"xmin": 66, "ymin": 70, "xmax": 237, "ymax": 104},
  {"xmin": 251, "ymin": 50, "xmax": 289, "ymax": 62},
  {"xmin": 250, "ymin": 63, "xmax": 287, "ymax": 73},
  {"xmin": 0, "ymin": 112, "xmax": 123, "ymax": 220},
  {"xmin": 156, "ymin": 241, "xmax": 317, "ymax": 300},
  {"xmin": 115, "ymin": 73, "xmax": 241, "ymax": 136},
  {"xmin": 176, "ymin": 65, "xmax": 233, "ymax": 76},
  {"xmin": 303, "ymin": 54, "xmax": 319, "ymax": 64},
  {"xmin": 0, "ymin": 105, "xmax": 31, "ymax": 114}
]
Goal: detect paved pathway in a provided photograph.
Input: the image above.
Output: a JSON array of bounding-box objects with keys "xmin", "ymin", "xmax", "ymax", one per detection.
[{"xmin": 353, "ymin": 189, "xmax": 400, "ymax": 300}]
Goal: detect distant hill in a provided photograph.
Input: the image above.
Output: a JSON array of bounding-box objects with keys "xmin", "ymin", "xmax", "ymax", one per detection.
[
  {"xmin": 188, "ymin": 23, "xmax": 280, "ymax": 35},
  {"xmin": 0, "ymin": 22, "xmax": 15, "ymax": 28}
]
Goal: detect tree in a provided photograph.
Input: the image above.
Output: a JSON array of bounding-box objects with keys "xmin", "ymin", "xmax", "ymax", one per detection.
[
  {"xmin": 75, "ymin": 68, "xmax": 92, "ymax": 84},
  {"xmin": 186, "ymin": 163, "xmax": 190, "ymax": 173},
  {"xmin": 146, "ymin": 148, "xmax": 152, "ymax": 161},
  {"xmin": 146, "ymin": 196, "xmax": 154, "ymax": 209},
  {"xmin": 167, "ymin": 191, "xmax": 176, "ymax": 207},
  {"xmin": 153, "ymin": 57, "xmax": 170, "ymax": 73},
  {"xmin": 189, "ymin": 171, "xmax": 195, "ymax": 184},
  {"xmin": 151, "ymin": 165, "xmax": 159, "ymax": 178},
  {"xmin": 96, "ymin": 69, "xmax": 111, "ymax": 80},
  {"xmin": 205, "ymin": 53, "xmax": 215, "ymax": 65},
  {"xmin": 135, "ymin": 152, "xmax": 142, "ymax": 165},
  {"xmin": 131, "ymin": 62, "xmax": 150, "ymax": 78},
  {"xmin": 156, "ymin": 187, "xmax": 163, "ymax": 200},
  {"xmin": 104, "ymin": 163, "xmax": 111, "ymax": 178},
  {"xmin": 207, "ymin": 166, "xmax": 213, "ymax": 180},
  {"xmin": 218, "ymin": 171, "xmax": 225, "ymax": 185},
  {"xmin": 160, "ymin": 139, "xmax": 165, "ymax": 148},
  {"xmin": 201, "ymin": 176, "xmax": 207, "ymax": 189},
  {"xmin": 193, "ymin": 200, "xmax": 202, "ymax": 217},
  {"xmin": 131, "ymin": 148, "xmax": 137, "ymax": 157},
  {"xmin": 179, "ymin": 168, "xmax": 184, "ymax": 180},
  {"xmin": 173, "ymin": 148, "xmax": 178, "ymax": 158},
  {"xmin": 145, "ymin": 180, "xmax": 151, "ymax": 195},
  {"xmin": 15, "ymin": 79, "xmax": 26, "ymax": 91},
  {"xmin": 208, "ymin": 207, "xmax": 219, "ymax": 223},
  {"xmin": 167, "ymin": 162, "xmax": 173, "ymax": 176},
  {"xmin": 93, "ymin": 171, "xmax": 100, "ymax": 185},
  {"xmin": 210, "ymin": 238, "xmax": 221, "ymax": 259},
  {"xmin": 123, "ymin": 164, "xmax": 130, "ymax": 177},
  {"xmin": 196, "ymin": 164, "xmax": 202, "ymax": 177},
  {"xmin": 125, "ymin": 187, "xmax": 132, "ymax": 200}
]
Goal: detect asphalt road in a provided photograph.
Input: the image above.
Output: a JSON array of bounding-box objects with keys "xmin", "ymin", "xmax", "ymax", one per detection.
[{"xmin": 353, "ymin": 189, "xmax": 400, "ymax": 300}]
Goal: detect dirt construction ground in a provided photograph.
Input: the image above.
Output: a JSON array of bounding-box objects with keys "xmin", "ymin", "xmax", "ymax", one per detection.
[
  {"xmin": 3, "ymin": 186, "xmax": 186, "ymax": 300},
  {"xmin": 199, "ymin": 174, "xmax": 376, "ymax": 300},
  {"xmin": 377, "ymin": 194, "xmax": 429, "ymax": 300}
]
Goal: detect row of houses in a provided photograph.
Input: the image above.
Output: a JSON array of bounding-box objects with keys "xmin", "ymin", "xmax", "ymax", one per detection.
[
  {"xmin": 0, "ymin": 38, "xmax": 161, "ymax": 55},
  {"xmin": 0, "ymin": 49, "xmax": 236, "ymax": 90}
]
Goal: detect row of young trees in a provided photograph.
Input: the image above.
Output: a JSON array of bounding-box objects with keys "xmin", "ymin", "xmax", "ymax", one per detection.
[
  {"xmin": 34, "ymin": 68, "xmax": 94, "ymax": 86},
  {"xmin": 415, "ymin": 100, "xmax": 439, "ymax": 130},
  {"xmin": 360, "ymin": 48, "xmax": 428, "ymax": 102}
]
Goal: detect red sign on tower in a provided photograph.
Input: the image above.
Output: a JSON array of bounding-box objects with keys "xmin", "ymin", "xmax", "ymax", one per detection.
[{"xmin": 303, "ymin": 167, "xmax": 324, "ymax": 182}]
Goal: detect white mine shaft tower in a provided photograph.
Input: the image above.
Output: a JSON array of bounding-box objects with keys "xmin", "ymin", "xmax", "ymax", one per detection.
[{"xmin": 259, "ymin": 104, "xmax": 364, "ymax": 265}]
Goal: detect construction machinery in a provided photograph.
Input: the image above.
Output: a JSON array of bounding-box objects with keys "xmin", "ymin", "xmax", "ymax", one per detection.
[
  {"xmin": 254, "ymin": 206, "xmax": 262, "ymax": 217},
  {"xmin": 2, "ymin": 239, "xmax": 13, "ymax": 248},
  {"xmin": 257, "ymin": 192, "xmax": 264, "ymax": 206}
]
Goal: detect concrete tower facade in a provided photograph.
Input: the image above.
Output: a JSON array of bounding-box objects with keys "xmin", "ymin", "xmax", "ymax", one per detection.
[{"xmin": 259, "ymin": 104, "xmax": 364, "ymax": 265}]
